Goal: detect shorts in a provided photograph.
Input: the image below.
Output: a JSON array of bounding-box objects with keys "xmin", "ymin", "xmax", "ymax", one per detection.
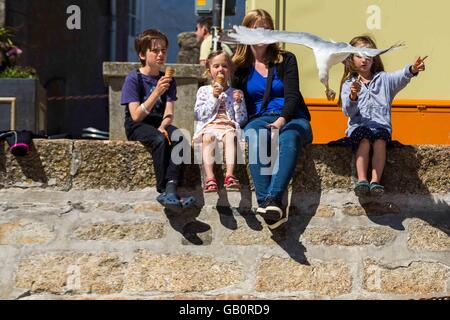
[{"xmin": 349, "ymin": 126, "xmax": 391, "ymax": 151}]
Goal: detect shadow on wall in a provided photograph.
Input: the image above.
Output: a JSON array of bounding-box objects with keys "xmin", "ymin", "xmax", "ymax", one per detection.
[
  {"xmin": 266, "ymin": 145, "xmax": 324, "ymax": 266},
  {"xmin": 171, "ymin": 148, "xmax": 260, "ymax": 244},
  {"xmin": 164, "ymin": 206, "xmax": 210, "ymax": 246},
  {"xmin": 164, "ymin": 157, "xmax": 208, "ymax": 245},
  {"xmin": 0, "ymin": 141, "xmax": 48, "ymax": 186},
  {"xmin": 361, "ymin": 145, "xmax": 449, "ymax": 237},
  {"xmin": 212, "ymin": 160, "xmax": 258, "ymax": 232},
  {"xmin": 267, "ymin": 144, "xmax": 450, "ymax": 265},
  {"xmin": 322, "ymin": 144, "xmax": 450, "ymax": 237}
]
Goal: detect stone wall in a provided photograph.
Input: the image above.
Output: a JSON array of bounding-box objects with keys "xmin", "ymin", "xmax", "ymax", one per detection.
[
  {"xmin": 0, "ymin": 140, "xmax": 449, "ymax": 300},
  {"xmin": 1, "ymin": 140, "xmax": 449, "ymax": 194}
]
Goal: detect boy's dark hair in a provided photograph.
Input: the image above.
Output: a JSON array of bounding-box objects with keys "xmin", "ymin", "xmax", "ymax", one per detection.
[
  {"xmin": 134, "ymin": 29, "xmax": 169, "ymax": 66},
  {"xmin": 196, "ymin": 16, "xmax": 212, "ymax": 32}
]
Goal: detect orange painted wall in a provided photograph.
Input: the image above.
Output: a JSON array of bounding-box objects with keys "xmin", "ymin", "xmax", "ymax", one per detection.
[{"xmin": 307, "ymin": 99, "xmax": 450, "ymax": 145}]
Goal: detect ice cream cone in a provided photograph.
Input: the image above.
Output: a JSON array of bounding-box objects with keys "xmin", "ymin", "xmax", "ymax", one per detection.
[
  {"xmin": 165, "ymin": 66, "xmax": 175, "ymax": 78},
  {"xmin": 215, "ymin": 73, "xmax": 226, "ymax": 87},
  {"xmin": 163, "ymin": 131, "xmax": 172, "ymax": 145}
]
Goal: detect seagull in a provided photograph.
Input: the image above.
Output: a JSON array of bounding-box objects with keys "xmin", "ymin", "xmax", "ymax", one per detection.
[{"xmin": 220, "ymin": 26, "xmax": 404, "ymax": 100}]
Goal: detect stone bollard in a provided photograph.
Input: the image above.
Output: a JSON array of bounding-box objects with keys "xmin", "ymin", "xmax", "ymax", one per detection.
[
  {"xmin": 177, "ymin": 32, "xmax": 200, "ymax": 64},
  {"xmin": 103, "ymin": 62, "xmax": 206, "ymax": 140}
]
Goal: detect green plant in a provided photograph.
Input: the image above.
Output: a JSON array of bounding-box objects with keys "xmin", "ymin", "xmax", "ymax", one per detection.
[
  {"xmin": 0, "ymin": 27, "xmax": 36, "ymax": 78},
  {"xmin": 0, "ymin": 66, "xmax": 36, "ymax": 78}
]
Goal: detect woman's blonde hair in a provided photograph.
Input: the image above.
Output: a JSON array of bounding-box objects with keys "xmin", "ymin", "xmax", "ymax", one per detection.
[
  {"xmin": 338, "ymin": 36, "xmax": 385, "ymax": 106},
  {"xmin": 232, "ymin": 9, "xmax": 284, "ymax": 68}
]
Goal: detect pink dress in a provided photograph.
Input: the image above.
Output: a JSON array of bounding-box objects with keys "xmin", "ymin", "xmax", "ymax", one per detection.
[{"xmin": 200, "ymin": 99, "xmax": 236, "ymax": 141}]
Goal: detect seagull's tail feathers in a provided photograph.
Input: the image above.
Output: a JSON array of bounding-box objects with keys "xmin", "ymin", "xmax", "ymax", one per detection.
[
  {"xmin": 378, "ymin": 41, "xmax": 406, "ymax": 56},
  {"xmin": 353, "ymin": 41, "xmax": 406, "ymax": 58}
]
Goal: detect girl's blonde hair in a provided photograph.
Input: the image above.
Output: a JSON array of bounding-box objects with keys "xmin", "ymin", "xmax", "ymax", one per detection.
[
  {"xmin": 203, "ymin": 50, "xmax": 234, "ymax": 78},
  {"xmin": 338, "ymin": 36, "xmax": 385, "ymax": 105},
  {"xmin": 232, "ymin": 9, "xmax": 284, "ymax": 68}
]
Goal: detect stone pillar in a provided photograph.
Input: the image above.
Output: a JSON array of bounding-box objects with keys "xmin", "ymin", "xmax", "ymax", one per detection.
[
  {"xmin": 177, "ymin": 32, "xmax": 200, "ymax": 64},
  {"xmin": 103, "ymin": 62, "xmax": 206, "ymax": 140},
  {"xmin": 0, "ymin": 0, "xmax": 5, "ymax": 27}
]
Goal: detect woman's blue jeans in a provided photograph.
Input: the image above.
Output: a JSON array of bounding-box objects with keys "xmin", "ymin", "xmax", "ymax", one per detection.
[{"xmin": 244, "ymin": 114, "xmax": 313, "ymax": 205}]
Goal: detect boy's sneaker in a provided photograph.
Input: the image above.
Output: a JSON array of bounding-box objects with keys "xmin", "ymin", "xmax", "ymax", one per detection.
[
  {"xmin": 259, "ymin": 197, "xmax": 288, "ymax": 229},
  {"xmin": 256, "ymin": 198, "xmax": 271, "ymax": 215}
]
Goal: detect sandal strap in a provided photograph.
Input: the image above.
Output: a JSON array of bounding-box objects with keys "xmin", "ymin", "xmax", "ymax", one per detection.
[
  {"xmin": 205, "ymin": 178, "xmax": 218, "ymax": 186},
  {"xmin": 225, "ymin": 175, "xmax": 239, "ymax": 184},
  {"xmin": 356, "ymin": 180, "xmax": 369, "ymax": 187},
  {"xmin": 204, "ymin": 178, "xmax": 218, "ymax": 191}
]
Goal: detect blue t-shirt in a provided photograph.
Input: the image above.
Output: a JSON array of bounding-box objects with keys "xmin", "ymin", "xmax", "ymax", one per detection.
[
  {"xmin": 246, "ymin": 67, "xmax": 285, "ymax": 117},
  {"xmin": 121, "ymin": 70, "xmax": 177, "ymax": 118}
]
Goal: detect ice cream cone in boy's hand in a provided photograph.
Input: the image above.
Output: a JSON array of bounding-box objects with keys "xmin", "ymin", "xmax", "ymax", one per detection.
[
  {"xmin": 165, "ymin": 66, "xmax": 175, "ymax": 78},
  {"xmin": 162, "ymin": 130, "xmax": 172, "ymax": 145},
  {"xmin": 215, "ymin": 73, "xmax": 226, "ymax": 88}
]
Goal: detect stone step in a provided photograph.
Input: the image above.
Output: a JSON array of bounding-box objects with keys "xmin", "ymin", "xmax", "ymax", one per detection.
[
  {"xmin": 1, "ymin": 187, "xmax": 448, "ymax": 214},
  {"xmin": 0, "ymin": 188, "xmax": 449, "ymax": 300}
]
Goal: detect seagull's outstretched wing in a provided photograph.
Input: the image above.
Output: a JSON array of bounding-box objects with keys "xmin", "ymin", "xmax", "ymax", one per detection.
[
  {"xmin": 220, "ymin": 25, "xmax": 405, "ymax": 101},
  {"xmin": 220, "ymin": 26, "xmax": 279, "ymax": 45},
  {"xmin": 220, "ymin": 25, "xmax": 328, "ymax": 48},
  {"xmin": 220, "ymin": 25, "xmax": 404, "ymax": 57}
]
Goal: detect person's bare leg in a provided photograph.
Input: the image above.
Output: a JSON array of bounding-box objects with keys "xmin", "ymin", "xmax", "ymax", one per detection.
[
  {"xmin": 224, "ymin": 131, "xmax": 237, "ymax": 177},
  {"xmin": 202, "ymin": 134, "xmax": 216, "ymax": 180},
  {"xmin": 371, "ymin": 139, "xmax": 387, "ymax": 184},
  {"xmin": 356, "ymin": 139, "xmax": 371, "ymax": 182}
]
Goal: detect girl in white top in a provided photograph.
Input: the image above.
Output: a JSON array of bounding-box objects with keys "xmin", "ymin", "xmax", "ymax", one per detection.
[{"xmin": 194, "ymin": 50, "xmax": 248, "ymax": 192}]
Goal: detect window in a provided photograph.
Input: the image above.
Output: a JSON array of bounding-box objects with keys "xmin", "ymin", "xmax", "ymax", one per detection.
[
  {"xmin": 127, "ymin": 0, "xmax": 142, "ymax": 60},
  {"xmin": 129, "ymin": 0, "xmax": 140, "ymax": 37}
]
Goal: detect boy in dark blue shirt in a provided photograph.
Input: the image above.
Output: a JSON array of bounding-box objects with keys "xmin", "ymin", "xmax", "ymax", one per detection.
[{"xmin": 121, "ymin": 29, "xmax": 195, "ymax": 210}]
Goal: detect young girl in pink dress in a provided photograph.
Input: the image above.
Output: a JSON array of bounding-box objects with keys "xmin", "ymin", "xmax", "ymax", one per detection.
[{"xmin": 194, "ymin": 50, "xmax": 248, "ymax": 193}]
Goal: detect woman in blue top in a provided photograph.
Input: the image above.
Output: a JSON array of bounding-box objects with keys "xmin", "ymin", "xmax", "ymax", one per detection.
[
  {"xmin": 232, "ymin": 9, "xmax": 313, "ymax": 229},
  {"xmin": 339, "ymin": 35, "xmax": 427, "ymax": 197}
]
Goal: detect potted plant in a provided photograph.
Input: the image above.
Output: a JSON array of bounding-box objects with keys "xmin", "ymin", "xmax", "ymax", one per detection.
[
  {"xmin": 0, "ymin": 27, "xmax": 46, "ymax": 133},
  {"xmin": 0, "ymin": 27, "xmax": 35, "ymax": 78}
]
